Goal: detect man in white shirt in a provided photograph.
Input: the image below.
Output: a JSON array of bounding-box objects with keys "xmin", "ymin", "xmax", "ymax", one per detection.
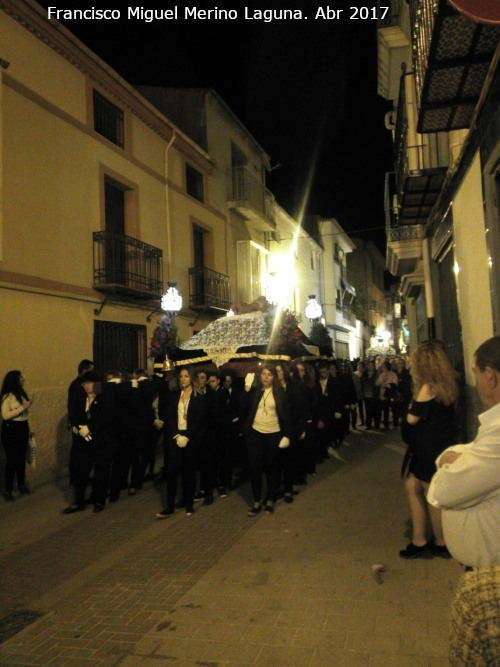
[
  {"xmin": 427, "ymin": 335, "xmax": 500, "ymax": 666},
  {"xmin": 427, "ymin": 335, "xmax": 500, "ymax": 569}
]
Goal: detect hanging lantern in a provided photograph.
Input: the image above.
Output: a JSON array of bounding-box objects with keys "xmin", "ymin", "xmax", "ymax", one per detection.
[
  {"xmin": 305, "ymin": 295, "xmax": 322, "ymax": 320},
  {"xmin": 161, "ymin": 282, "xmax": 182, "ymax": 313}
]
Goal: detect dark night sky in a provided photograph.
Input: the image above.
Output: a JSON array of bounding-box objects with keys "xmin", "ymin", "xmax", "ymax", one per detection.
[{"xmin": 36, "ymin": 2, "xmax": 394, "ymax": 251}]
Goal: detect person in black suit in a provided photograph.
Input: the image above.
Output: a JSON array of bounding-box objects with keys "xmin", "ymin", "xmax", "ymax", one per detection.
[
  {"xmin": 221, "ymin": 368, "xmax": 246, "ymax": 486},
  {"xmin": 152, "ymin": 366, "xmax": 177, "ymax": 485},
  {"xmin": 314, "ymin": 361, "xmax": 343, "ymax": 460},
  {"xmin": 276, "ymin": 362, "xmax": 306, "ymax": 503},
  {"xmin": 193, "ymin": 368, "xmax": 217, "ymax": 505},
  {"xmin": 62, "ymin": 371, "xmax": 116, "ymax": 514},
  {"xmin": 156, "ymin": 367, "xmax": 205, "ymax": 518},
  {"xmin": 127, "ymin": 369, "xmax": 157, "ymax": 495},
  {"xmin": 67, "ymin": 359, "xmax": 93, "ymax": 485}
]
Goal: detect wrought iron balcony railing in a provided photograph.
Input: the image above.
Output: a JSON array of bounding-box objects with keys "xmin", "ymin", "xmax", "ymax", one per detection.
[
  {"xmin": 408, "ymin": 0, "xmax": 500, "ymax": 133},
  {"xmin": 393, "ymin": 69, "xmax": 449, "ymax": 225},
  {"xmin": 387, "ymin": 224, "xmax": 425, "ymax": 243},
  {"xmin": 227, "ymin": 166, "xmax": 276, "ymax": 228},
  {"xmin": 93, "ymin": 231, "xmax": 163, "ymax": 298},
  {"xmin": 384, "ymin": 172, "xmax": 398, "ymax": 232},
  {"xmin": 342, "ymin": 306, "xmax": 357, "ymax": 328},
  {"xmin": 189, "ymin": 266, "xmax": 231, "ymax": 312}
]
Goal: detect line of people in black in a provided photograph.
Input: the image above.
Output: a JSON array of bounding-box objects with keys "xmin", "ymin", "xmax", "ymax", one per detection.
[{"xmin": 61, "ymin": 355, "xmax": 413, "ymax": 516}]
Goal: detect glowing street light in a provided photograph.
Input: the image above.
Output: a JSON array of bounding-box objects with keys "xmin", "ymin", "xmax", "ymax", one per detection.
[
  {"xmin": 305, "ymin": 295, "xmax": 322, "ymax": 320},
  {"xmin": 161, "ymin": 281, "xmax": 182, "ymax": 314}
]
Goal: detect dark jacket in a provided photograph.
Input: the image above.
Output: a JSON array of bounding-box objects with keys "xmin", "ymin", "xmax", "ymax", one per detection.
[
  {"xmin": 167, "ymin": 390, "xmax": 206, "ymax": 443},
  {"xmin": 282, "ymin": 381, "xmax": 306, "ymax": 440},
  {"xmin": 84, "ymin": 391, "xmax": 116, "ymax": 448},
  {"xmin": 314, "ymin": 376, "xmax": 343, "ymax": 423},
  {"xmin": 67, "ymin": 376, "xmax": 87, "ymax": 429}
]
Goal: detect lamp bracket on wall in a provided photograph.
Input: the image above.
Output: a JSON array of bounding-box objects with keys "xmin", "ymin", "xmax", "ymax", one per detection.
[
  {"xmin": 189, "ymin": 311, "xmax": 202, "ymax": 327},
  {"xmin": 147, "ymin": 307, "xmax": 162, "ymax": 323},
  {"xmin": 94, "ymin": 290, "xmax": 115, "ymax": 317}
]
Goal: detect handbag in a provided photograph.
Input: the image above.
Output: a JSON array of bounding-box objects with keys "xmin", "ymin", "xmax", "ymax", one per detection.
[{"xmin": 26, "ymin": 435, "xmax": 37, "ymax": 468}]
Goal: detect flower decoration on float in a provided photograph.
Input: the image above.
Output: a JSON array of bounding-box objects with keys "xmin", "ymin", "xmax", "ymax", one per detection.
[
  {"xmin": 266, "ymin": 307, "xmax": 302, "ymax": 356},
  {"xmin": 148, "ymin": 314, "xmax": 179, "ymax": 359}
]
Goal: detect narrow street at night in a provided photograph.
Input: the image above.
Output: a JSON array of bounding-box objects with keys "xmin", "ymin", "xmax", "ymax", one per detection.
[{"xmin": 0, "ymin": 427, "xmax": 462, "ymax": 666}]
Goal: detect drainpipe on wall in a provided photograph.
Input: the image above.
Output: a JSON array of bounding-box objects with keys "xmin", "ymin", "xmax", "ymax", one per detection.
[
  {"xmin": 164, "ymin": 132, "xmax": 176, "ymax": 281},
  {"xmin": 422, "ymin": 236, "xmax": 436, "ymax": 339}
]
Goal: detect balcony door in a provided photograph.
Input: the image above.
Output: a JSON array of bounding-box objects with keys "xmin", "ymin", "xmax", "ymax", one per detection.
[
  {"xmin": 192, "ymin": 226, "xmax": 205, "ymax": 306},
  {"xmin": 104, "ymin": 180, "xmax": 126, "ymax": 284}
]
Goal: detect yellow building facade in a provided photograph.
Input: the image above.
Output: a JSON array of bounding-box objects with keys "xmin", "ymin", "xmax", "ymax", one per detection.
[
  {"xmin": 0, "ymin": 1, "xmax": 234, "ymax": 484},
  {"xmin": 0, "ymin": 1, "xmax": 291, "ymax": 485}
]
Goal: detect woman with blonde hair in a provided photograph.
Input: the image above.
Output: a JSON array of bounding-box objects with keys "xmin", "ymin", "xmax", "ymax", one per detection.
[{"xmin": 399, "ymin": 340, "xmax": 459, "ymax": 559}]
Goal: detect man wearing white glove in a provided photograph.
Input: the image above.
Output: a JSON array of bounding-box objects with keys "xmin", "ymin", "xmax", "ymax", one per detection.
[
  {"xmin": 62, "ymin": 370, "xmax": 116, "ymax": 515},
  {"xmin": 174, "ymin": 434, "xmax": 189, "ymax": 448}
]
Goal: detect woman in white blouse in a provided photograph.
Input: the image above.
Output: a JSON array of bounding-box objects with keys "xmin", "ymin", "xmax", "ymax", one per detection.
[
  {"xmin": 156, "ymin": 367, "xmax": 205, "ymax": 518},
  {"xmin": 1, "ymin": 370, "xmax": 32, "ymax": 500},
  {"xmin": 242, "ymin": 365, "xmax": 291, "ymax": 516}
]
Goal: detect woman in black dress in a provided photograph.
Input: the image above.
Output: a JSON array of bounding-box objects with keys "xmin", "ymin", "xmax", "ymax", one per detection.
[
  {"xmin": 1, "ymin": 370, "xmax": 32, "ymax": 500},
  {"xmin": 399, "ymin": 340, "xmax": 459, "ymax": 559}
]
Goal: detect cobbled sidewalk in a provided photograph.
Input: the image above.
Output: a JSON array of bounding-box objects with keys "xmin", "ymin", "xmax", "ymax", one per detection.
[{"xmin": 0, "ymin": 427, "xmax": 462, "ymax": 666}]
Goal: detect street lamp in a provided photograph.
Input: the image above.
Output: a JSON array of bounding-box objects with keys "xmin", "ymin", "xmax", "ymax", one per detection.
[
  {"xmin": 305, "ymin": 295, "xmax": 322, "ymax": 321},
  {"xmin": 161, "ymin": 281, "xmax": 182, "ymax": 315},
  {"xmin": 148, "ymin": 281, "xmax": 183, "ymax": 322}
]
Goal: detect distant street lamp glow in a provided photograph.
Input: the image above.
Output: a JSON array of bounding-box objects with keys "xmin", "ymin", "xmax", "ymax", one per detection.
[
  {"xmin": 305, "ymin": 295, "xmax": 322, "ymax": 320},
  {"xmin": 161, "ymin": 282, "xmax": 182, "ymax": 313}
]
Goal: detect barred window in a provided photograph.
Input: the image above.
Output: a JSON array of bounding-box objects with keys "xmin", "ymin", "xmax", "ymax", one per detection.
[
  {"xmin": 186, "ymin": 164, "xmax": 204, "ymax": 202},
  {"xmin": 93, "ymin": 90, "xmax": 124, "ymax": 148},
  {"xmin": 93, "ymin": 321, "xmax": 146, "ymax": 375}
]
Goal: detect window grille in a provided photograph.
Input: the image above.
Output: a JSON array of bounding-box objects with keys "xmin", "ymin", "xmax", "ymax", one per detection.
[
  {"xmin": 93, "ymin": 321, "xmax": 147, "ymax": 375},
  {"xmin": 93, "ymin": 90, "xmax": 124, "ymax": 148}
]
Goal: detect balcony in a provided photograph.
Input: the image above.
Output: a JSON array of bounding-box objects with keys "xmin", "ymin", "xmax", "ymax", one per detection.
[
  {"xmin": 93, "ymin": 231, "xmax": 163, "ymax": 300},
  {"xmin": 377, "ymin": 0, "xmax": 411, "ymax": 100},
  {"xmin": 227, "ymin": 167, "xmax": 277, "ymax": 232},
  {"xmin": 400, "ymin": 260, "xmax": 425, "ymax": 298},
  {"xmin": 387, "ymin": 223, "xmax": 425, "ymax": 276},
  {"xmin": 409, "ymin": 0, "xmax": 500, "ymax": 133},
  {"xmin": 394, "ymin": 70, "xmax": 449, "ymax": 226},
  {"xmin": 189, "ymin": 266, "xmax": 231, "ymax": 313},
  {"xmin": 342, "ymin": 306, "xmax": 357, "ymax": 329}
]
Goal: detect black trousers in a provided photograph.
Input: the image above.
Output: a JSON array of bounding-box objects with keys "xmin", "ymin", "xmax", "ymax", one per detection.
[
  {"xmin": 281, "ymin": 437, "xmax": 298, "ymax": 494},
  {"xmin": 70, "ymin": 437, "xmax": 115, "ymax": 506},
  {"xmin": 1, "ymin": 420, "xmax": 29, "ymax": 493},
  {"xmin": 70, "ymin": 438, "xmax": 94, "ymax": 506},
  {"xmin": 166, "ymin": 433, "xmax": 199, "ymax": 512},
  {"xmin": 246, "ymin": 429, "xmax": 281, "ymax": 503}
]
